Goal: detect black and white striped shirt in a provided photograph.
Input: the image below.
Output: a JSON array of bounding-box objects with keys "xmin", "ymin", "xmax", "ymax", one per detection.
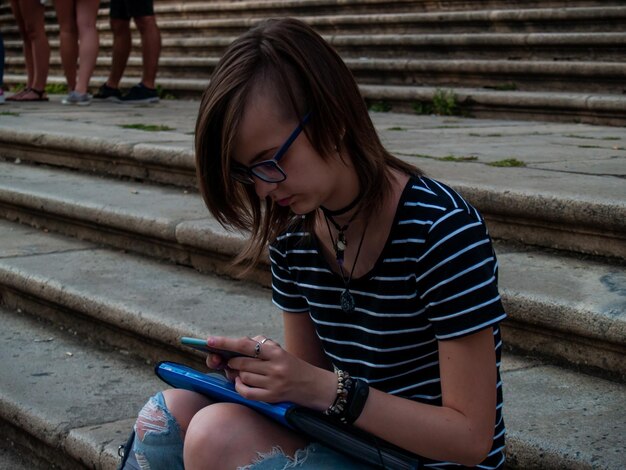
[{"xmin": 271, "ymin": 176, "xmax": 506, "ymax": 469}]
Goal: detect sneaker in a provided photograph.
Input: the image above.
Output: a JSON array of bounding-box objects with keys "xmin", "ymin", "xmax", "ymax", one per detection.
[
  {"xmin": 120, "ymin": 83, "xmax": 159, "ymax": 104},
  {"xmin": 62, "ymin": 90, "xmax": 92, "ymax": 106},
  {"xmin": 93, "ymin": 83, "xmax": 122, "ymax": 101},
  {"xmin": 0, "ymin": 88, "xmax": 5, "ymax": 104}
]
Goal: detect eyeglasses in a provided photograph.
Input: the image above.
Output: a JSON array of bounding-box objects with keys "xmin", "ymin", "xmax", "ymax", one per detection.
[{"xmin": 231, "ymin": 113, "xmax": 311, "ymax": 184}]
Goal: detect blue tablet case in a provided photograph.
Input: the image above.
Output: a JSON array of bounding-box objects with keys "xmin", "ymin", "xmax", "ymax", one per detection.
[
  {"xmin": 155, "ymin": 361, "xmax": 295, "ymax": 427},
  {"xmin": 155, "ymin": 361, "xmax": 421, "ymax": 470}
]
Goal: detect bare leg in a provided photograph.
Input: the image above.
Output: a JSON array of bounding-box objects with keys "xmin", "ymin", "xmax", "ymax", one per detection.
[
  {"xmin": 107, "ymin": 18, "xmax": 131, "ymax": 89},
  {"xmin": 74, "ymin": 0, "xmax": 100, "ymax": 94},
  {"xmin": 53, "ymin": 0, "xmax": 78, "ymax": 91},
  {"xmin": 184, "ymin": 403, "xmax": 308, "ymax": 470},
  {"xmin": 134, "ymin": 15, "xmax": 160, "ymax": 89},
  {"xmin": 19, "ymin": 0, "xmax": 49, "ymax": 91},
  {"xmin": 8, "ymin": 0, "xmax": 34, "ymax": 88}
]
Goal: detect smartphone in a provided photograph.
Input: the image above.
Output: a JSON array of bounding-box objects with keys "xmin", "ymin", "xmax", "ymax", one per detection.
[{"xmin": 180, "ymin": 337, "xmax": 249, "ymax": 360}]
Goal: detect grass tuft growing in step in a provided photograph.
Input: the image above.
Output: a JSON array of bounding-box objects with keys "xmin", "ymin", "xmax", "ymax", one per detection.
[
  {"xmin": 156, "ymin": 85, "xmax": 177, "ymax": 100},
  {"xmin": 368, "ymin": 101, "xmax": 392, "ymax": 113},
  {"xmin": 45, "ymin": 83, "xmax": 69, "ymax": 94},
  {"xmin": 413, "ymin": 89, "xmax": 462, "ymax": 116},
  {"xmin": 439, "ymin": 155, "xmax": 478, "ymax": 162},
  {"xmin": 487, "ymin": 158, "xmax": 526, "ymax": 167},
  {"xmin": 120, "ymin": 123, "xmax": 176, "ymax": 132},
  {"xmin": 387, "ymin": 127, "xmax": 407, "ymax": 131},
  {"xmin": 0, "ymin": 111, "xmax": 20, "ymax": 117}
]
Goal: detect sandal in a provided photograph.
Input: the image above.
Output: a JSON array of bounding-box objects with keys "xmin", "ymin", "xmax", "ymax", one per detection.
[
  {"xmin": 6, "ymin": 88, "xmax": 29, "ymax": 101},
  {"xmin": 7, "ymin": 87, "xmax": 49, "ymax": 102}
]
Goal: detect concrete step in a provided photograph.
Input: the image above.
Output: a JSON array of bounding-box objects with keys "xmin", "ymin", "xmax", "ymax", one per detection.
[
  {"xmin": 3, "ymin": 7, "xmax": 626, "ymax": 38},
  {"xmin": 4, "ymin": 72, "xmax": 624, "ymax": 126},
  {"xmin": 0, "ymin": 218, "xmax": 283, "ymax": 366},
  {"xmin": 149, "ymin": 0, "xmax": 626, "ymax": 20},
  {"xmin": 2, "ymin": 2, "xmax": 624, "ymax": 124},
  {"xmin": 0, "ymin": 161, "xmax": 623, "ymax": 380},
  {"xmin": 1, "ymin": 235, "xmax": 625, "ymax": 469},
  {"xmin": 1, "ymin": 100, "xmax": 624, "ymax": 258},
  {"xmin": 0, "ymin": 441, "xmax": 36, "ymax": 470},
  {"xmin": 7, "ymin": 55, "xmax": 626, "ymax": 94},
  {"xmin": 121, "ymin": 7, "xmax": 626, "ymax": 35},
  {"xmin": 5, "ymin": 32, "xmax": 624, "ymax": 64},
  {"xmin": 0, "ymin": 306, "xmax": 164, "ymax": 470}
]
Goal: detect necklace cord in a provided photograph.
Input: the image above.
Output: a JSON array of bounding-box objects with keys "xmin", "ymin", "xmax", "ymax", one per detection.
[{"xmin": 323, "ymin": 213, "xmax": 368, "ymax": 286}]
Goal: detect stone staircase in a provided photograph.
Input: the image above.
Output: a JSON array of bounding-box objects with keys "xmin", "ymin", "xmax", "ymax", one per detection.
[
  {"xmin": 1, "ymin": 0, "xmax": 625, "ymax": 124},
  {"xmin": 0, "ymin": 96, "xmax": 625, "ymax": 468}
]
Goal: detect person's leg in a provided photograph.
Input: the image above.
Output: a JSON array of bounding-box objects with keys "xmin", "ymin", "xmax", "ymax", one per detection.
[
  {"xmin": 107, "ymin": 18, "xmax": 131, "ymax": 89},
  {"xmin": 0, "ymin": 32, "xmax": 4, "ymax": 87},
  {"xmin": 8, "ymin": 0, "xmax": 34, "ymax": 89},
  {"xmin": 19, "ymin": 0, "xmax": 49, "ymax": 92},
  {"xmin": 133, "ymin": 15, "xmax": 160, "ymax": 89},
  {"xmin": 74, "ymin": 0, "xmax": 100, "ymax": 94},
  {"xmin": 183, "ymin": 403, "xmax": 308, "ymax": 470},
  {"xmin": 53, "ymin": 0, "xmax": 78, "ymax": 92},
  {"xmin": 0, "ymin": 32, "xmax": 4, "ymax": 103},
  {"xmin": 131, "ymin": 389, "xmax": 211, "ymax": 470}
]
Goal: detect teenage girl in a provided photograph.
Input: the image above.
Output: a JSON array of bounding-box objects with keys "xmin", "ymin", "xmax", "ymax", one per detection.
[{"xmin": 125, "ymin": 18, "xmax": 507, "ymax": 470}]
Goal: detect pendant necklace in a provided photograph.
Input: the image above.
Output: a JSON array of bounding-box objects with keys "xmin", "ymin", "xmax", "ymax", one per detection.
[
  {"xmin": 324, "ymin": 215, "xmax": 368, "ymax": 313},
  {"xmin": 320, "ymin": 192, "xmax": 361, "ymax": 267}
]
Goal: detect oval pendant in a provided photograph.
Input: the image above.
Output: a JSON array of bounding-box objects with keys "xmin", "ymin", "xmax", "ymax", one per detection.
[{"xmin": 340, "ymin": 289, "xmax": 355, "ymax": 313}]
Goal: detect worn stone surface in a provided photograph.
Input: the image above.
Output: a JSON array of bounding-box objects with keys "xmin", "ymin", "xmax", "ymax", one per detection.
[
  {"xmin": 503, "ymin": 365, "xmax": 626, "ymax": 469},
  {"xmin": 0, "ymin": 443, "xmax": 32, "ymax": 470},
  {"xmin": 65, "ymin": 418, "xmax": 136, "ymax": 470},
  {"xmin": 0, "ymin": 219, "xmax": 94, "ymax": 258},
  {"xmin": 0, "ymin": 231, "xmax": 283, "ymax": 346},
  {"xmin": 0, "ymin": 308, "xmax": 162, "ymax": 447},
  {"xmin": 498, "ymin": 249, "xmax": 625, "ymax": 344}
]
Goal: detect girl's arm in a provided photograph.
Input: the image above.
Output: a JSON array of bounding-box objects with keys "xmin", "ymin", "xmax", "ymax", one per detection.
[
  {"xmin": 354, "ymin": 327, "xmax": 497, "ymax": 466},
  {"xmin": 282, "ymin": 311, "xmax": 333, "ymax": 371},
  {"xmin": 212, "ymin": 320, "xmax": 497, "ymax": 465}
]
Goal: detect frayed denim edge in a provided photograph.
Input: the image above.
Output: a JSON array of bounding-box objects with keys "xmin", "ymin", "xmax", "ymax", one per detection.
[{"xmin": 238, "ymin": 444, "xmax": 313, "ymax": 470}]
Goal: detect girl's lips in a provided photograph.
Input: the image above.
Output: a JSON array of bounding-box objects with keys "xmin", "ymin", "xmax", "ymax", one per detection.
[{"xmin": 276, "ymin": 197, "xmax": 292, "ymax": 207}]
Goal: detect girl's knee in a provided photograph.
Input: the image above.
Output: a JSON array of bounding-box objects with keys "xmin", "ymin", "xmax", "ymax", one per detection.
[
  {"xmin": 133, "ymin": 392, "xmax": 185, "ymax": 470},
  {"xmin": 185, "ymin": 403, "xmax": 248, "ymax": 449},
  {"xmin": 160, "ymin": 388, "xmax": 212, "ymax": 433},
  {"xmin": 135, "ymin": 391, "xmax": 182, "ymax": 441}
]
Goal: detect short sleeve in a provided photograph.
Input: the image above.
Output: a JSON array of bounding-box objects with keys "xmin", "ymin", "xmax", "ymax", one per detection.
[
  {"xmin": 419, "ymin": 207, "xmax": 507, "ymax": 340},
  {"xmin": 270, "ymin": 236, "xmax": 309, "ymax": 313}
]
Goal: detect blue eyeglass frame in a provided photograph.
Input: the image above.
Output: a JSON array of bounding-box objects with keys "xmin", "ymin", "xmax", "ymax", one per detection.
[{"xmin": 231, "ymin": 112, "xmax": 311, "ymax": 184}]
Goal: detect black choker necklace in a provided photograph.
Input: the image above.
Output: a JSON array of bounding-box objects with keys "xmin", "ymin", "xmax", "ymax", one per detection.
[
  {"xmin": 324, "ymin": 215, "xmax": 368, "ymax": 313},
  {"xmin": 320, "ymin": 191, "xmax": 362, "ymax": 218}
]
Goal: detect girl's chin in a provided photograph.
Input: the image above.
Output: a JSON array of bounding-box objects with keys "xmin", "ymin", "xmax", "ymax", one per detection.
[{"xmin": 288, "ymin": 200, "xmax": 316, "ymax": 216}]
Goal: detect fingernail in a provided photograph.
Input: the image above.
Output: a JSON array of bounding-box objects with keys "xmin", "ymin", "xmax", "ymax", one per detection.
[{"xmin": 207, "ymin": 336, "xmax": 215, "ymax": 346}]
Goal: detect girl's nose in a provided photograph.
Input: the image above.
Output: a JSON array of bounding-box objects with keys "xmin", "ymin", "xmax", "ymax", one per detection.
[{"xmin": 254, "ymin": 178, "xmax": 278, "ymax": 199}]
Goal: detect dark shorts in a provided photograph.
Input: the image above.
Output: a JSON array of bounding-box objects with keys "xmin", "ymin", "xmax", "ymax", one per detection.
[{"xmin": 110, "ymin": 0, "xmax": 154, "ymax": 20}]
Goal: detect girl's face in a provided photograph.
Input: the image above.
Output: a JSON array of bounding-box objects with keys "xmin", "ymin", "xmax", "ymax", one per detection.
[{"xmin": 232, "ymin": 90, "xmax": 351, "ymax": 215}]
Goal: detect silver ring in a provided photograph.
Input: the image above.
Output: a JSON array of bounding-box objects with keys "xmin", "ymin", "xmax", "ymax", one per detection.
[
  {"xmin": 260, "ymin": 337, "xmax": 271, "ymax": 344},
  {"xmin": 254, "ymin": 341, "xmax": 261, "ymax": 358}
]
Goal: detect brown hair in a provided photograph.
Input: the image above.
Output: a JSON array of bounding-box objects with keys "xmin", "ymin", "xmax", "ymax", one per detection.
[{"xmin": 195, "ymin": 18, "xmax": 420, "ymax": 271}]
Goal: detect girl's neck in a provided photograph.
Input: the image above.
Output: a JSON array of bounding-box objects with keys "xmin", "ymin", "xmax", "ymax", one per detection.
[{"xmin": 320, "ymin": 158, "xmax": 362, "ymax": 225}]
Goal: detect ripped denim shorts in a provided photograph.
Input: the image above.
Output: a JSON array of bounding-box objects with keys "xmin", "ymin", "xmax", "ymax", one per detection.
[{"xmin": 125, "ymin": 391, "xmax": 375, "ymax": 470}]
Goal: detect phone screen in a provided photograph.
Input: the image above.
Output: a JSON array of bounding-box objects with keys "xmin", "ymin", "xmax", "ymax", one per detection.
[{"xmin": 181, "ymin": 337, "xmax": 249, "ymax": 360}]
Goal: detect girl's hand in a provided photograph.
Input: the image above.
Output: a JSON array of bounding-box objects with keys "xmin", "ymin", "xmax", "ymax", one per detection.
[{"xmin": 206, "ymin": 335, "xmax": 337, "ymax": 410}]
